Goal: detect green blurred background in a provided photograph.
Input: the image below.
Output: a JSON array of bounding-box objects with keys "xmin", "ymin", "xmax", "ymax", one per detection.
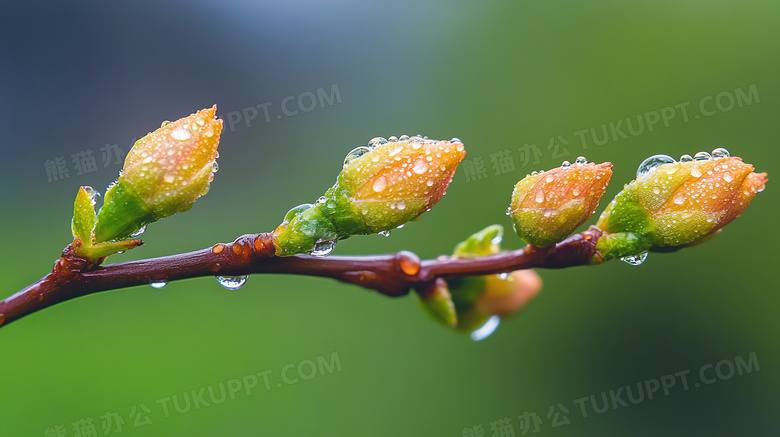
[{"xmin": 1, "ymin": 1, "xmax": 778, "ymax": 435}]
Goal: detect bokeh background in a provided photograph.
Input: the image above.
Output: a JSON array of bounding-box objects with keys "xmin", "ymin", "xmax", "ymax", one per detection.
[{"xmin": 1, "ymin": 1, "xmax": 778, "ymax": 436}]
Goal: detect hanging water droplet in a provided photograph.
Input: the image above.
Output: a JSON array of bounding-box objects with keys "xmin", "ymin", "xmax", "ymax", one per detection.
[
  {"xmin": 368, "ymin": 137, "xmax": 388, "ymax": 149},
  {"xmin": 396, "ymin": 224, "xmax": 405, "ymax": 229},
  {"xmin": 129, "ymin": 225, "xmax": 147, "ymax": 238},
  {"xmin": 679, "ymin": 154, "xmax": 693, "ymax": 163},
  {"xmin": 490, "ymin": 234, "xmax": 503, "ymax": 245},
  {"xmin": 210, "ymin": 161, "xmax": 218, "ymax": 173},
  {"xmin": 497, "ymin": 272, "xmax": 509, "ymax": 280},
  {"xmin": 311, "ymin": 238, "xmax": 337, "ymax": 256},
  {"xmin": 711, "ymin": 147, "xmax": 730, "ymax": 159},
  {"xmin": 575, "ymin": 156, "xmax": 587, "ymax": 165},
  {"xmin": 505, "ymin": 207, "xmax": 512, "ymax": 216},
  {"xmin": 471, "ymin": 315, "xmax": 500, "ymax": 341},
  {"xmin": 378, "ymin": 230, "xmax": 391, "ymax": 237},
  {"xmin": 636, "ymin": 154, "xmax": 676, "ymax": 178},
  {"xmin": 620, "ymin": 251, "xmax": 648, "ymax": 266},
  {"xmin": 149, "ymin": 281, "xmax": 167, "ymax": 289},
  {"xmin": 694, "ymin": 151, "xmax": 711, "ymax": 161},
  {"xmin": 217, "ymin": 275, "xmax": 248, "ymax": 290},
  {"xmin": 171, "ymin": 127, "xmax": 191, "ymax": 141},
  {"xmin": 561, "ymin": 161, "xmax": 571, "ymax": 169}
]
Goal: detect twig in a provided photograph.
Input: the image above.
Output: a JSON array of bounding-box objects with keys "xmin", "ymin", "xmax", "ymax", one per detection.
[{"xmin": 0, "ymin": 227, "xmax": 602, "ymax": 328}]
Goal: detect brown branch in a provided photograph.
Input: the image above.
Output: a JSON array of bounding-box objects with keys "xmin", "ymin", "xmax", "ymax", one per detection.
[{"xmin": 0, "ymin": 227, "xmax": 602, "ymax": 329}]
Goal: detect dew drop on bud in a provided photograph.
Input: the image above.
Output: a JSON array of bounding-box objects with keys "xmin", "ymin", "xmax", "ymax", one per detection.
[
  {"xmin": 535, "ymin": 190, "xmax": 545, "ymax": 203},
  {"xmin": 505, "ymin": 207, "xmax": 512, "ymax": 216},
  {"xmin": 310, "ymin": 238, "xmax": 337, "ymax": 256},
  {"xmin": 171, "ymin": 127, "xmax": 191, "ymax": 141},
  {"xmin": 636, "ymin": 154, "xmax": 676, "ymax": 178},
  {"xmin": 451, "ymin": 137, "xmax": 463, "ymax": 144},
  {"xmin": 368, "ymin": 137, "xmax": 388, "ymax": 149},
  {"xmin": 395, "ymin": 200, "xmax": 407, "ymax": 210},
  {"xmin": 399, "ymin": 135, "xmax": 410, "ymax": 141},
  {"xmin": 690, "ymin": 166, "xmax": 703, "ymax": 178},
  {"xmin": 694, "ymin": 151, "xmax": 711, "ymax": 161},
  {"xmin": 388, "ymin": 136, "xmax": 398, "ymax": 142},
  {"xmin": 490, "ymin": 234, "xmax": 503, "ymax": 245},
  {"xmin": 673, "ymin": 192, "xmax": 685, "ymax": 205},
  {"xmin": 620, "ymin": 251, "xmax": 648, "ymax": 266},
  {"xmin": 212, "ymin": 161, "xmax": 219, "ymax": 173},
  {"xmin": 471, "ymin": 315, "xmax": 500, "ymax": 341},
  {"xmin": 149, "ymin": 281, "xmax": 167, "ymax": 289},
  {"xmin": 216, "ymin": 275, "xmax": 248, "ymax": 290},
  {"xmin": 372, "ymin": 176, "xmax": 387, "ymax": 192},
  {"xmin": 378, "ymin": 230, "xmax": 391, "ymax": 237},
  {"xmin": 344, "ymin": 146, "xmax": 372, "ymax": 165},
  {"xmin": 129, "ymin": 225, "xmax": 147, "ymax": 238},
  {"xmin": 561, "ymin": 161, "xmax": 571, "ymax": 169},
  {"xmin": 723, "ymin": 171, "xmax": 734, "ymax": 182},
  {"xmin": 409, "ymin": 136, "xmax": 424, "ymax": 150},
  {"xmin": 711, "ymin": 147, "xmax": 730, "ymax": 159},
  {"xmin": 575, "ymin": 156, "xmax": 587, "ymax": 165},
  {"xmin": 679, "ymin": 154, "xmax": 693, "ymax": 163}
]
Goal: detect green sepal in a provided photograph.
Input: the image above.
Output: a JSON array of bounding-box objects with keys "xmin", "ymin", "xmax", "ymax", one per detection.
[
  {"xmin": 416, "ymin": 279, "xmax": 458, "ymax": 328},
  {"xmin": 79, "ymin": 240, "xmax": 144, "ymax": 259},
  {"xmin": 94, "ymin": 178, "xmax": 154, "ymax": 243},
  {"xmin": 72, "ymin": 187, "xmax": 96, "ymax": 244}
]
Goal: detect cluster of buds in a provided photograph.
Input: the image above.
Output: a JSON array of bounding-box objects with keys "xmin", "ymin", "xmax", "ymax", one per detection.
[
  {"xmin": 417, "ymin": 225, "xmax": 542, "ymax": 339},
  {"xmin": 272, "ymin": 135, "xmax": 466, "ymax": 256},
  {"xmin": 71, "ymin": 106, "xmax": 223, "ymax": 259}
]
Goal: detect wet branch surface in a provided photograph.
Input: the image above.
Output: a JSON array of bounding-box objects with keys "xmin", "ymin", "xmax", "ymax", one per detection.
[{"xmin": 0, "ymin": 227, "xmax": 602, "ymax": 328}]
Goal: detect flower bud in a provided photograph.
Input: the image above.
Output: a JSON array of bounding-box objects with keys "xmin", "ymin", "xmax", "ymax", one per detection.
[
  {"xmin": 594, "ymin": 150, "xmax": 768, "ymax": 262},
  {"xmin": 509, "ymin": 160, "xmax": 612, "ymax": 247},
  {"xmin": 416, "ymin": 225, "xmax": 542, "ymax": 337},
  {"xmin": 94, "ymin": 106, "xmax": 222, "ymax": 242},
  {"xmin": 273, "ymin": 136, "xmax": 466, "ymax": 256}
]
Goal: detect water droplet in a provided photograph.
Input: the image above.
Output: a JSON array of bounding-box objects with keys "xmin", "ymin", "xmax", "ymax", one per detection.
[
  {"xmin": 652, "ymin": 187, "xmax": 661, "ymax": 195},
  {"xmin": 535, "ymin": 190, "xmax": 545, "ymax": 203},
  {"xmin": 673, "ymin": 192, "xmax": 685, "ymax": 205},
  {"xmin": 395, "ymin": 200, "xmax": 407, "ymax": 210},
  {"xmin": 311, "ymin": 238, "xmax": 337, "ymax": 256},
  {"xmin": 412, "ymin": 158, "xmax": 429, "ymax": 174},
  {"xmin": 396, "ymin": 224, "xmax": 405, "ymax": 229},
  {"xmin": 368, "ymin": 137, "xmax": 388, "ymax": 148},
  {"xmin": 694, "ymin": 151, "xmax": 711, "ymax": 161},
  {"xmin": 217, "ymin": 275, "xmax": 248, "ymax": 290},
  {"xmin": 691, "ymin": 166, "xmax": 703, "ymax": 178},
  {"xmin": 284, "ymin": 203, "xmax": 314, "ymax": 223},
  {"xmin": 399, "ymin": 135, "xmax": 410, "ymax": 141},
  {"xmin": 572, "ymin": 188, "xmax": 581, "ymax": 197},
  {"xmin": 679, "ymin": 154, "xmax": 693, "ymax": 163},
  {"xmin": 372, "ymin": 176, "xmax": 387, "ymax": 192},
  {"xmin": 723, "ymin": 172, "xmax": 734, "ymax": 182},
  {"xmin": 171, "ymin": 127, "xmax": 191, "ymax": 141},
  {"xmin": 129, "ymin": 225, "xmax": 147, "ymax": 238},
  {"xmin": 561, "ymin": 161, "xmax": 571, "ymax": 169},
  {"xmin": 426, "ymin": 178, "xmax": 434, "ymax": 187},
  {"xmin": 161, "ymin": 120, "xmax": 170, "ymax": 127},
  {"xmin": 398, "ymin": 251, "xmax": 421, "ymax": 275},
  {"xmin": 163, "ymin": 173, "xmax": 175, "ymax": 183},
  {"xmin": 344, "ymin": 146, "xmax": 371, "ymax": 165},
  {"xmin": 378, "ymin": 230, "xmax": 391, "ymax": 237},
  {"xmin": 150, "ymin": 281, "xmax": 167, "ymax": 289},
  {"xmin": 388, "ymin": 136, "xmax": 398, "ymax": 142},
  {"xmin": 490, "ymin": 234, "xmax": 503, "ymax": 245},
  {"xmin": 471, "ymin": 316, "xmax": 500, "ymax": 341},
  {"xmin": 575, "ymin": 156, "xmax": 587, "ymax": 165},
  {"xmin": 497, "ymin": 272, "xmax": 509, "ymax": 280},
  {"xmin": 212, "ymin": 161, "xmax": 219, "ymax": 173},
  {"xmin": 711, "ymin": 147, "xmax": 730, "ymax": 159},
  {"xmin": 620, "ymin": 251, "xmax": 648, "ymax": 266},
  {"xmin": 636, "ymin": 154, "xmax": 676, "ymax": 178},
  {"xmin": 505, "ymin": 207, "xmax": 512, "ymax": 216},
  {"xmin": 409, "ymin": 137, "xmax": 423, "ymax": 149},
  {"xmin": 545, "ymin": 175, "xmax": 554, "ymax": 183}
]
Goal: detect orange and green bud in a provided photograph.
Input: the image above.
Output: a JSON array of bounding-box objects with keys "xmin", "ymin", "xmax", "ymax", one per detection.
[
  {"xmin": 273, "ymin": 135, "xmax": 466, "ymax": 256},
  {"xmin": 509, "ymin": 159, "xmax": 612, "ymax": 247},
  {"xmin": 93, "ymin": 106, "xmax": 222, "ymax": 243},
  {"xmin": 594, "ymin": 149, "xmax": 768, "ymax": 263},
  {"xmin": 417, "ymin": 225, "xmax": 542, "ymax": 338}
]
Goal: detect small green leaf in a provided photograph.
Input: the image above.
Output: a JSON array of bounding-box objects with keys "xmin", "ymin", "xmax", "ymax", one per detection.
[{"xmin": 72, "ymin": 186, "xmax": 97, "ymax": 244}]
